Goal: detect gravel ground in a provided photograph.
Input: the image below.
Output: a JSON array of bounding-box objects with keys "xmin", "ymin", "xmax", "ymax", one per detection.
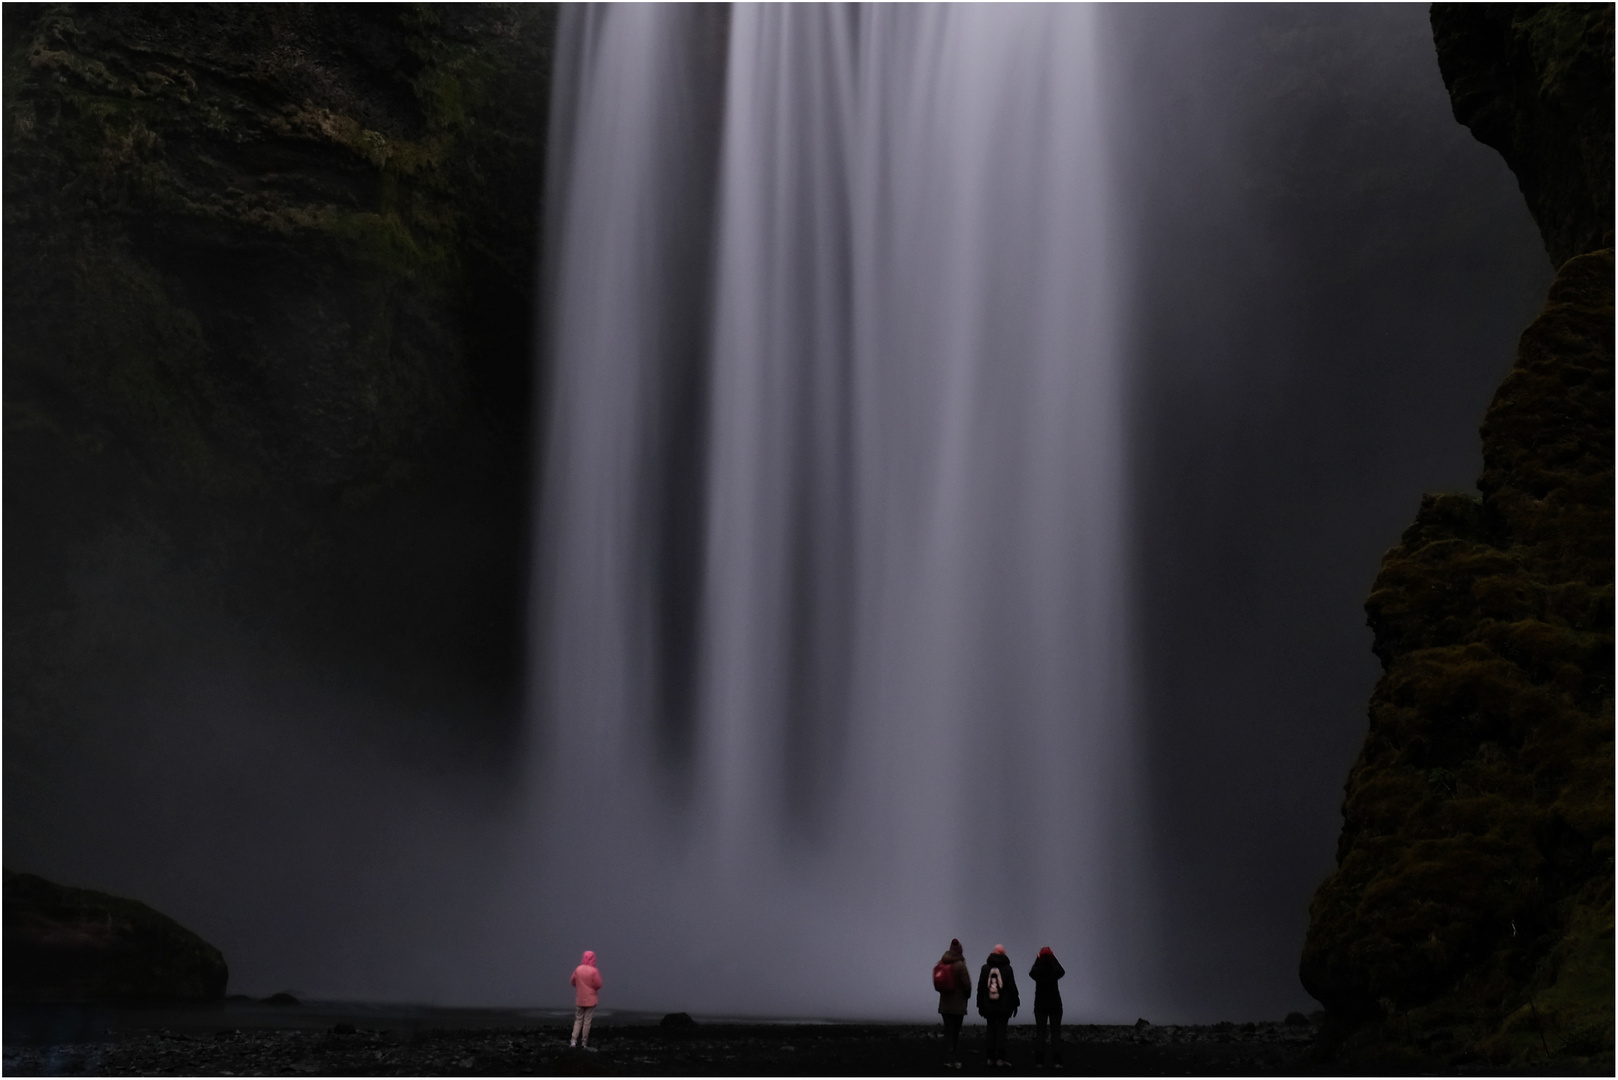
[
  {"xmin": 3, "ymin": 1018, "xmax": 1339, "ymax": 1076},
  {"xmin": 9, "ymin": 1004, "xmax": 1604, "ymax": 1076}
]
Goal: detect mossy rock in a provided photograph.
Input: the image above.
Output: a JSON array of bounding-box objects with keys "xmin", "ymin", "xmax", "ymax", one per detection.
[
  {"xmin": 4, "ymin": 870, "xmax": 228, "ymax": 1002},
  {"xmin": 1303, "ymin": 11, "xmax": 1612, "ymax": 1054},
  {"xmin": 1303, "ymin": 246, "xmax": 1613, "ymax": 1065},
  {"xmin": 3, "ymin": 4, "xmax": 558, "ymax": 770},
  {"xmin": 4, "ymin": 3, "xmax": 557, "ymax": 497}
]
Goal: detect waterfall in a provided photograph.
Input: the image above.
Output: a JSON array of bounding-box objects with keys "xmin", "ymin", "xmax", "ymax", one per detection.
[{"xmin": 525, "ymin": 3, "xmax": 1139, "ymax": 1020}]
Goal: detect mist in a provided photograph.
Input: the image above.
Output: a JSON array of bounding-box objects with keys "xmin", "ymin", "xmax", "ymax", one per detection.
[
  {"xmin": 1107, "ymin": 3, "xmax": 1549, "ymax": 1021},
  {"xmin": 3, "ymin": 3, "xmax": 1549, "ymax": 1025}
]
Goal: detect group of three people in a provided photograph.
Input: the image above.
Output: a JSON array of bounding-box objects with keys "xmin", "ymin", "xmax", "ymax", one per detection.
[{"xmin": 935, "ymin": 940, "xmax": 1066, "ymax": 1068}]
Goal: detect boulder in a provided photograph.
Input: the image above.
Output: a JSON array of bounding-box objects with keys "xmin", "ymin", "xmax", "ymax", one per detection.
[{"xmin": 4, "ymin": 870, "xmax": 228, "ymax": 1002}]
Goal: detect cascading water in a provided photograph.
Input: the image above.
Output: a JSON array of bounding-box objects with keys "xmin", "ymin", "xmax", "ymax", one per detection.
[{"xmin": 524, "ymin": 3, "xmax": 1142, "ymax": 1020}]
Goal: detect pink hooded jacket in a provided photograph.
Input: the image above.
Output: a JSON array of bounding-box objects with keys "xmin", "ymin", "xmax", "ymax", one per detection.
[{"xmin": 571, "ymin": 950, "xmax": 602, "ymax": 1007}]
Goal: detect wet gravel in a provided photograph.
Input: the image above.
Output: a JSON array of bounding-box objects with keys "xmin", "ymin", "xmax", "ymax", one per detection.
[{"xmin": 4, "ymin": 1019, "xmax": 1332, "ymax": 1076}]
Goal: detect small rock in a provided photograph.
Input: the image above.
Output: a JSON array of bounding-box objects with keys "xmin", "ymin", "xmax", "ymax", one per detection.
[
  {"xmin": 1284, "ymin": 1012, "xmax": 1309, "ymax": 1027},
  {"xmin": 263, "ymin": 992, "xmax": 301, "ymax": 1006},
  {"xmin": 660, "ymin": 1012, "xmax": 698, "ymax": 1028},
  {"xmin": 1133, "ymin": 1018, "xmax": 1151, "ymax": 1029}
]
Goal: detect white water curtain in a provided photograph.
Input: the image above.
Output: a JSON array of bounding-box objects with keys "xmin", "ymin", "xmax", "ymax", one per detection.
[{"xmin": 526, "ymin": 3, "xmax": 1140, "ymax": 1020}]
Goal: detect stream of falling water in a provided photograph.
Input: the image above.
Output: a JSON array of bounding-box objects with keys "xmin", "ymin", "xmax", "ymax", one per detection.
[{"xmin": 522, "ymin": 3, "xmax": 1141, "ymax": 1020}]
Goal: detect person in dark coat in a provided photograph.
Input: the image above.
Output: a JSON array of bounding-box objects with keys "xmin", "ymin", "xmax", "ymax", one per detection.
[
  {"xmin": 976, "ymin": 944, "xmax": 1020, "ymax": 1067},
  {"xmin": 1029, "ymin": 946, "xmax": 1066, "ymax": 1067},
  {"xmin": 935, "ymin": 938, "xmax": 971, "ymax": 1067}
]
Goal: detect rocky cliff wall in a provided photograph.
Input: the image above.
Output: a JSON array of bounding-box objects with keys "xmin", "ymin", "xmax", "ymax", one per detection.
[
  {"xmin": 3, "ymin": 4, "xmax": 556, "ymax": 787},
  {"xmin": 1432, "ymin": 3, "xmax": 1614, "ymax": 266},
  {"xmin": 1300, "ymin": 4, "xmax": 1613, "ymax": 1067}
]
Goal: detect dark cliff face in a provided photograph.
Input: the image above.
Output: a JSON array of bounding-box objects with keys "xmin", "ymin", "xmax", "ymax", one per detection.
[
  {"xmin": 3, "ymin": 3, "xmax": 556, "ymax": 785},
  {"xmin": 1300, "ymin": 5, "xmax": 1613, "ymax": 1067},
  {"xmin": 1431, "ymin": 3, "xmax": 1615, "ymax": 267},
  {"xmin": 1108, "ymin": 3, "xmax": 1554, "ymax": 1019}
]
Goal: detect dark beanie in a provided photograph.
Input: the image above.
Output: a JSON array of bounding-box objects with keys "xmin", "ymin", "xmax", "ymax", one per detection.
[{"xmin": 950, "ymin": 938, "xmax": 963, "ymax": 954}]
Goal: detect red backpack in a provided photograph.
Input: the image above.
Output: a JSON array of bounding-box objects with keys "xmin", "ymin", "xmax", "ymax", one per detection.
[{"xmin": 932, "ymin": 960, "xmax": 956, "ymax": 993}]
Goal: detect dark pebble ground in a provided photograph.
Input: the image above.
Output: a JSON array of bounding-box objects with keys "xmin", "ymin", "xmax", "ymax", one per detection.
[
  {"xmin": 4, "ymin": 1020, "xmax": 1314, "ymax": 1077},
  {"xmin": 2, "ymin": 1013, "xmax": 1594, "ymax": 1076}
]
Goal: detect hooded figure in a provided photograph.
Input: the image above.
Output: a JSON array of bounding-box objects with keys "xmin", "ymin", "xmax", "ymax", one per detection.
[
  {"xmin": 977, "ymin": 945, "xmax": 1020, "ymax": 1066},
  {"xmin": 937, "ymin": 939, "xmax": 972, "ymax": 1015},
  {"xmin": 570, "ymin": 950, "xmax": 602, "ymax": 1049},
  {"xmin": 1029, "ymin": 946, "xmax": 1064, "ymax": 1013},
  {"xmin": 1029, "ymin": 946, "xmax": 1066, "ymax": 1067},
  {"xmin": 936, "ymin": 938, "xmax": 972, "ymax": 1066},
  {"xmin": 976, "ymin": 945, "xmax": 1020, "ymax": 1018}
]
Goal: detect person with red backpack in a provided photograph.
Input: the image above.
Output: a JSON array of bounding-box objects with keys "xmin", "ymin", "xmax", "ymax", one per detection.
[
  {"xmin": 933, "ymin": 938, "xmax": 971, "ymax": 1067},
  {"xmin": 976, "ymin": 944, "xmax": 1020, "ymax": 1067}
]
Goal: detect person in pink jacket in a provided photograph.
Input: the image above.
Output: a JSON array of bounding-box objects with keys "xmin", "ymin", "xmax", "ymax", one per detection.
[{"xmin": 569, "ymin": 950, "xmax": 603, "ymax": 1050}]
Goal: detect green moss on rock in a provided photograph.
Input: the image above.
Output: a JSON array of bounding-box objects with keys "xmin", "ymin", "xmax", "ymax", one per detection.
[
  {"xmin": 4, "ymin": 2, "xmax": 556, "ymax": 498},
  {"xmin": 1301, "ymin": 13, "xmax": 1613, "ymax": 1064},
  {"xmin": 1302, "ymin": 247, "xmax": 1612, "ymax": 1065},
  {"xmin": 3, "ymin": 4, "xmax": 559, "ymax": 779}
]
